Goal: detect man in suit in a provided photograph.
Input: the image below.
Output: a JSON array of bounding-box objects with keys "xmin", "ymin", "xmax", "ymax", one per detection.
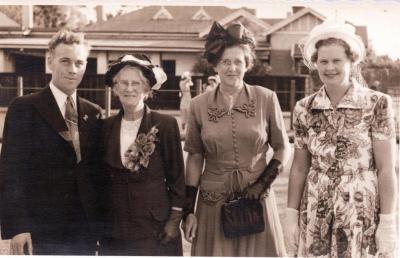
[{"xmin": 0, "ymin": 29, "xmax": 102, "ymax": 255}]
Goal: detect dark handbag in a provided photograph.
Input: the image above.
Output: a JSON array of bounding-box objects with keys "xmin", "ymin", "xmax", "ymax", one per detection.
[{"xmin": 221, "ymin": 197, "xmax": 265, "ymax": 238}]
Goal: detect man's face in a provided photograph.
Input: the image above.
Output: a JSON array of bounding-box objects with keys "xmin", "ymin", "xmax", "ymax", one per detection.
[{"xmin": 48, "ymin": 43, "xmax": 88, "ymax": 95}]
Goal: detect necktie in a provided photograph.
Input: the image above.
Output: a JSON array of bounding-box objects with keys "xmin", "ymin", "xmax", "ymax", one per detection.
[{"xmin": 65, "ymin": 96, "xmax": 81, "ymax": 162}]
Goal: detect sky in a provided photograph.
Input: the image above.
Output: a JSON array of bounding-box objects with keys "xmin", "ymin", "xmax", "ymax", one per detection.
[{"xmin": 3, "ymin": 0, "xmax": 400, "ymax": 60}]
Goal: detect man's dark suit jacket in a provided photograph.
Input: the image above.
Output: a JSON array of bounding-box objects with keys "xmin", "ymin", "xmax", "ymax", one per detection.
[
  {"xmin": 0, "ymin": 86, "xmax": 102, "ymax": 255},
  {"xmin": 100, "ymin": 106, "xmax": 185, "ymax": 255}
]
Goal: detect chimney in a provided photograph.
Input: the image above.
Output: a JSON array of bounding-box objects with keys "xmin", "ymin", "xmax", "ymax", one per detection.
[
  {"xmin": 292, "ymin": 6, "xmax": 305, "ymax": 14},
  {"xmin": 22, "ymin": 5, "xmax": 33, "ymax": 30},
  {"xmin": 96, "ymin": 5, "xmax": 106, "ymax": 22}
]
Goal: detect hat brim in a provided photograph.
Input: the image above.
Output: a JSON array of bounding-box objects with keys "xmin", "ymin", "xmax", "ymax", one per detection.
[
  {"xmin": 105, "ymin": 61, "xmax": 156, "ymax": 87},
  {"xmin": 303, "ymin": 31, "xmax": 365, "ymax": 69}
]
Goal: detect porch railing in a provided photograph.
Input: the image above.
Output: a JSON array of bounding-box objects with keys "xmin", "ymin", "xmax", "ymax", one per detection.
[{"xmin": 0, "ymin": 73, "xmax": 307, "ymax": 115}]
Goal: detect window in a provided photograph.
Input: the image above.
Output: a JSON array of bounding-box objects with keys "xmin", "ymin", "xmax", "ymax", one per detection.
[{"xmin": 295, "ymin": 58, "xmax": 309, "ymax": 75}]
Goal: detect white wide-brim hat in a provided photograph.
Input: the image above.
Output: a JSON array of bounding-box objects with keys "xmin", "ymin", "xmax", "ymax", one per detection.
[{"xmin": 300, "ymin": 19, "xmax": 366, "ymax": 69}]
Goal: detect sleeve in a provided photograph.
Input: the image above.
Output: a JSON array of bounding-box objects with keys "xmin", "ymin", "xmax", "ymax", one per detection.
[
  {"xmin": 161, "ymin": 116, "xmax": 185, "ymax": 208},
  {"xmin": 371, "ymin": 94, "xmax": 396, "ymax": 141},
  {"xmin": 292, "ymin": 100, "xmax": 309, "ymax": 149},
  {"xmin": 0, "ymin": 99, "xmax": 32, "ymax": 239},
  {"xmin": 267, "ymin": 92, "xmax": 290, "ymax": 159},
  {"xmin": 183, "ymin": 100, "xmax": 205, "ymax": 154}
]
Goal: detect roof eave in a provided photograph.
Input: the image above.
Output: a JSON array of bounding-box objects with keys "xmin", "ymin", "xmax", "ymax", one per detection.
[{"xmin": 265, "ymin": 8, "xmax": 325, "ymax": 36}]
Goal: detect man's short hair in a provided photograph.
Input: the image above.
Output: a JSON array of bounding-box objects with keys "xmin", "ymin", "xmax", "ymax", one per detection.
[{"xmin": 48, "ymin": 29, "xmax": 91, "ymax": 54}]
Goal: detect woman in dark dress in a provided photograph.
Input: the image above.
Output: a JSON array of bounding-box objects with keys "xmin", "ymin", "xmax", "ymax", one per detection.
[{"xmin": 99, "ymin": 54, "xmax": 185, "ymax": 256}]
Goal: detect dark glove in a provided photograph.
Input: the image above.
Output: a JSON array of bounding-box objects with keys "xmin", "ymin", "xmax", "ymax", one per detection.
[
  {"xmin": 158, "ymin": 209, "xmax": 183, "ymax": 245},
  {"xmin": 246, "ymin": 159, "xmax": 283, "ymax": 199},
  {"xmin": 182, "ymin": 185, "xmax": 198, "ymax": 221}
]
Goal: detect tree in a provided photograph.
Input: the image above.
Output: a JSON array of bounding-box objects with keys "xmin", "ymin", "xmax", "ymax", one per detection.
[
  {"xmin": 34, "ymin": 6, "xmax": 66, "ymax": 28},
  {"xmin": 191, "ymin": 56, "xmax": 215, "ymax": 77},
  {"xmin": 246, "ymin": 59, "xmax": 272, "ymax": 76},
  {"xmin": 0, "ymin": 6, "xmax": 22, "ymax": 24},
  {"xmin": 34, "ymin": 6, "xmax": 89, "ymax": 29},
  {"xmin": 361, "ymin": 42, "xmax": 400, "ymax": 92}
]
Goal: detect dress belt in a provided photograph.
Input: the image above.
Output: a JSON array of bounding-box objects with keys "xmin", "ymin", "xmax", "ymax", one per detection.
[{"xmin": 203, "ymin": 165, "xmax": 251, "ymax": 195}]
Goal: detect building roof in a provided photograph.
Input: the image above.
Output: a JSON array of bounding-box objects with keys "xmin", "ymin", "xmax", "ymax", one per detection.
[
  {"xmin": 264, "ymin": 7, "xmax": 368, "ymax": 47},
  {"xmin": 198, "ymin": 8, "xmax": 271, "ymax": 38},
  {"xmin": 85, "ymin": 6, "xmax": 239, "ymax": 33},
  {"xmin": 260, "ymin": 18, "xmax": 282, "ymax": 25},
  {"xmin": 0, "ymin": 11, "xmax": 20, "ymax": 29},
  {"xmin": 0, "ymin": 37, "xmax": 205, "ymax": 52},
  {"xmin": 265, "ymin": 7, "xmax": 325, "ymax": 35}
]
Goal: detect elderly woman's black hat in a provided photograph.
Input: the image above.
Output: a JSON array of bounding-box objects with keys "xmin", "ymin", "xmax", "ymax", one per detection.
[{"xmin": 105, "ymin": 54, "xmax": 167, "ymax": 89}]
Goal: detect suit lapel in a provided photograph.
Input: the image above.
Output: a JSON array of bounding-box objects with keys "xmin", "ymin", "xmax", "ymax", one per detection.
[
  {"xmin": 137, "ymin": 105, "xmax": 153, "ymax": 136},
  {"xmin": 77, "ymin": 97, "xmax": 89, "ymax": 159},
  {"xmin": 32, "ymin": 87, "xmax": 72, "ymax": 144},
  {"xmin": 104, "ymin": 111, "xmax": 125, "ymax": 169}
]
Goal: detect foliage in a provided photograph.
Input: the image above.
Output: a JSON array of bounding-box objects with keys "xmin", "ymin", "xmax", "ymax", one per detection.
[
  {"xmin": 246, "ymin": 59, "xmax": 272, "ymax": 76},
  {"xmin": 106, "ymin": 9, "xmax": 124, "ymax": 20},
  {"xmin": 191, "ymin": 55, "xmax": 215, "ymax": 77},
  {"xmin": 361, "ymin": 44, "xmax": 400, "ymax": 92},
  {"xmin": 0, "ymin": 6, "xmax": 22, "ymax": 24},
  {"xmin": 34, "ymin": 6, "xmax": 66, "ymax": 28},
  {"xmin": 34, "ymin": 6, "xmax": 89, "ymax": 29},
  {"xmin": 0, "ymin": 5, "xmax": 89, "ymax": 29}
]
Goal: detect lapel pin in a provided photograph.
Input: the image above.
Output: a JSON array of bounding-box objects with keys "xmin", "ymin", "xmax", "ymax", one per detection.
[{"xmin": 83, "ymin": 114, "xmax": 88, "ymax": 121}]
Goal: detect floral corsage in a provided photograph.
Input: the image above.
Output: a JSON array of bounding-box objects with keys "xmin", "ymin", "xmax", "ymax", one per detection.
[{"xmin": 124, "ymin": 126, "xmax": 159, "ymax": 174}]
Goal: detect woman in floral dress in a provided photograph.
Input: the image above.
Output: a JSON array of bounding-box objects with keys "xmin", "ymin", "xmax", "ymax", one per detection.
[
  {"xmin": 182, "ymin": 21, "xmax": 291, "ymax": 256},
  {"xmin": 98, "ymin": 54, "xmax": 185, "ymax": 255},
  {"xmin": 284, "ymin": 19, "xmax": 397, "ymax": 258}
]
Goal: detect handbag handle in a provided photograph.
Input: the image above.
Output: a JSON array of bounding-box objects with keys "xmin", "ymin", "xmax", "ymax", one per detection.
[{"xmin": 227, "ymin": 169, "xmax": 246, "ymax": 202}]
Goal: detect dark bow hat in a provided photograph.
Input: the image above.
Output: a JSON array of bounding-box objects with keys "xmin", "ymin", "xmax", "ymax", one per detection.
[
  {"xmin": 204, "ymin": 21, "xmax": 256, "ymax": 64},
  {"xmin": 105, "ymin": 54, "xmax": 167, "ymax": 89}
]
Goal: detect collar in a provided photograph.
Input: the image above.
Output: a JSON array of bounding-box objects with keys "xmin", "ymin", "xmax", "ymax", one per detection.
[
  {"xmin": 49, "ymin": 82, "xmax": 77, "ymax": 112},
  {"xmin": 208, "ymin": 83, "xmax": 254, "ymax": 108},
  {"xmin": 207, "ymin": 83, "xmax": 256, "ymax": 122},
  {"xmin": 311, "ymin": 82, "xmax": 364, "ymax": 110}
]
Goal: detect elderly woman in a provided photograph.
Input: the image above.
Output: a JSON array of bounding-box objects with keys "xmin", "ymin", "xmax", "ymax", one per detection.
[
  {"xmin": 99, "ymin": 54, "xmax": 185, "ymax": 256},
  {"xmin": 182, "ymin": 21, "xmax": 290, "ymax": 256},
  {"xmin": 284, "ymin": 19, "xmax": 398, "ymax": 258},
  {"xmin": 179, "ymin": 71, "xmax": 194, "ymax": 130}
]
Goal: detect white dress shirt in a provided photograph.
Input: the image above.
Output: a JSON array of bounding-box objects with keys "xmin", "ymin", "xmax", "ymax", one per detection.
[{"xmin": 49, "ymin": 82, "xmax": 77, "ymax": 119}]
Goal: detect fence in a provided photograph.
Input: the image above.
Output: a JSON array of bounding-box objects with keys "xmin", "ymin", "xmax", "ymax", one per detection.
[{"xmin": 0, "ymin": 73, "xmax": 307, "ymax": 115}]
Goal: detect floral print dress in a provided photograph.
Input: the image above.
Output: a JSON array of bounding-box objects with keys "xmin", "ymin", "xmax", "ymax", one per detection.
[{"xmin": 293, "ymin": 83, "xmax": 396, "ymax": 258}]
